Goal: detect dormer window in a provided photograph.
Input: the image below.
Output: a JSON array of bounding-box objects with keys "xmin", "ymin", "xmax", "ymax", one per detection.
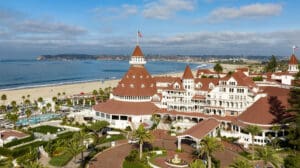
[
  {"xmin": 130, "ymin": 84, "xmax": 134, "ymax": 88},
  {"xmin": 209, "ymin": 83, "xmax": 214, "ymax": 89},
  {"xmin": 122, "ymin": 84, "xmax": 125, "ymax": 87},
  {"xmin": 132, "ymin": 75, "xmax": 135, "ymax": 78},
  {"xmin": 141, "ymin": 84, "xmax": 145, "ymax": 88},
  {"xmin": 150, "ymin": 84, "xmax": 153, "ymax": 87},
  {"xmin": 140, "ymin": 75, "xmax": 143, "ymax": 78}
]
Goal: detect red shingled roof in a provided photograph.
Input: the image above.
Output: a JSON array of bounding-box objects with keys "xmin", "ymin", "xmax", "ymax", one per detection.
[
  {"xmin": 153, "ymin": 76, "xmax": 179, "ymax": 83},
  {"xmin": 289, "ymin": 54, "xmax": 298, "ymax": 65},
  {"xmin": 93, "ymin": 99, "xmax": 158, "ymax": 115},
  {"xmin": 222, "ymin": 71, "xmax": 256, "ymax": 88},
  {"xmin": 182, "ymin": 65, "xmax": 194, "ymax": 79},
  {"xmin": 194, "ymin": 78, "xmax": 219, "ymax": 91},
  {"xmin": 179, "ymin": 118, "xmax": 219, "ymax": 140},
  {"xmin": 0, "ymin": 130, "xmax": 28, "ymax": 140},
  {"xmin": 132, "ymin": 45, "xmax": 144, "ymax": 57},
  {"xmin": 113, "ymin": 66, "xmax": 156, "ymax": 96},
  {"xmin": 237, "ymin": 95, "xmax": 288, "ymax": 126}
]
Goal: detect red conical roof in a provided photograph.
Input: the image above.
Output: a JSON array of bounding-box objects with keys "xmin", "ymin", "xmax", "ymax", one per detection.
[
  {"xmin": 289, "ymin": 54, "xmax": 298, "ymax": 65},
  {"xmin": 132, "ymin": 45, "xmax": 144, "ymax": 57},
  {"xmin": 182, "ymin": 65, "xmax": 194, "ymax": 79},
  {"xmin": 113, "ymin": 66, "xmax": 156, "ymax": 97}
]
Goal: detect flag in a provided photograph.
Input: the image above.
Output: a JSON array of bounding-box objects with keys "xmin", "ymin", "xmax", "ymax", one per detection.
[
  {"xmin": 138, "ymin": 31, "xmax": 142, "ymax": 38},
  {"xmin": 293, "ymin": 45, "xmax": 298, "ymax": 50}
]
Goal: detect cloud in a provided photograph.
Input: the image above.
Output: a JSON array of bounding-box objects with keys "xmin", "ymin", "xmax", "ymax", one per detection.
[
  {"xmin": 92, "ymin": 4, "xmax": 138, "ymax": 20},
  {"xmin": 0, "ymin": 8, "xmax": 87, "ymax": 37},
  {"xmin": 206, "ymin": 3, "xmax": 282, "ymax": 22},
  {"xmin": 15, "ymin": 20, "xmax": 86, "ymax": 35},
  {"xmin": 143, "ymin": 0, "xmax": 195, "ymax": 19}
]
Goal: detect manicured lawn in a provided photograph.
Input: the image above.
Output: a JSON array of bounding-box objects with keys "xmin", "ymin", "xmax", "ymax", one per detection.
[
  {"xmin": 123, "ymin": 160, "xmax": 150, "ymax": 168},
  {"xmin": 49, "ymin": 152, "xmax": 73, "ymax": 167},
  {"xmin": 98, "ymin": 134, "xmax": 125, "ymax": 144},
  {"xmin": 30, "ymin": 125, "xmax": 62, "ymax": 134}
]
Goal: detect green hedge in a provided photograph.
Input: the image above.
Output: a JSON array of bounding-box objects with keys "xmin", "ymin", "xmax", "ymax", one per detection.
[
  {"xmin": 49, "ymin": 152, "xmax": 73, "ymax": 167},
  {"xmin": 57, "ymin": 131, "xmax": 75, "ymax": 139},
  {"xmin": 0, "ymin": 147, "xmax": 12, "ymax": 157},
  {"xmin": 12, "ymin": 141, "xmax": 47, "ymax": 158},
  {"xmin": 4, "ymin": 134, "xmax": 34, "ymax": 148},
  {"xmin": 30, "ymin": 125, "xmax": 61, "ymax": 134},
  {"xmin": 98, "ymin": 134, "xmax": 125, "ymax": 144}
]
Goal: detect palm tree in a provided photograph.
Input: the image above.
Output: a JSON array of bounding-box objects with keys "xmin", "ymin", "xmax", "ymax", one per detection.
[
  {"xmin": 133, "ymin": 124, "xmax": 152, "ymax": 160},
  {"xmin": 18, "ymin": 147, "xmax": 39, "ymax": 167},
  {"xmin": 6, "ymin": 112, "xmax": 19, "ymax": 128},
  {"xmin": 64, "ymin": 138, "xmax": 85, "ymax": 163},
  {"xmin": 151, "ymin": 114, "xmax": 161, "ymax": 129},
  {"xmin": 46, "ymin": 103, "xmax": 51, "ymax": 112},
  {"xmin": 24, "ymin": 99, "xmax": 31, "ymax": 107},
  {"xmin": 0, "ymin": 157, "xmax": 13, "ymax": 168},
  {"xmin": 213, "ymin": 63, "xmax": 223, "ymax": 78},
  {"xmin": 230, "ymin": 157, "xmax": 252, "ymax": 168},
  {"xmin": 41, "ymin": 106, "xmax": 47, "ymax": 114},
  {"xmin": 199, "ymin": 136, "xmax": 223, "ymax": 168},
  {"xmin": 27, "ymin": 94, "xmax": 30, "ymax": 99},
  {"xmin": 189, "ymin": 159, "xmax": 206, "ymax": 168},
  {"xmin": 1, "ymin": 94, "xmax": 7, "ymax": 105},
  {"xmin": 25, "ymin": 109, "xmax": 32, "ymax": 124},
  {"xmin": 23, "ymin": 161, "xmax": 45, "ymax": 168},
  {"xmin": 92, "ymin": 90, "xmax": 98, "ymax": 102},
  {"xmin": 10, "ymin": 100, "xmax": 17, "ymax": 108},
  {"xmin": 52, "ymin": 96, "xmax": 57, "ymax": 103},
  {"xmin": 73, "ymin": 130, "xmax": 92, "ymax": 163},
  {"xmin": 37, "ymin": 97, "xmax": 43, "ymax": 103},
  {"xmin": 245, "ymin": 125, "xmax": 262, "ymax": 160},
  {"xmin": 88, "ymin": 120, "xmax": 109, "ymax": 144},
  {"xmin": 255, "ymin": 146, "xmax": 281, "ymax": 168}
]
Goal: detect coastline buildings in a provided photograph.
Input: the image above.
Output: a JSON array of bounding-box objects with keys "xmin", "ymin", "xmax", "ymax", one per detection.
[{"xmin": 93, "ymin": 45, "xmax": 298, "ymax": 147}]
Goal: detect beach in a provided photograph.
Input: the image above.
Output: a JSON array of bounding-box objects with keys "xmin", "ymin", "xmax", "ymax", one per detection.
[
  {"xmin": 0, "ymin": 63, "xmax": 246, "ymax": 105},
  {"xmin": 0, "ymin": 72, "xmax": 184, "ymax": 105}
]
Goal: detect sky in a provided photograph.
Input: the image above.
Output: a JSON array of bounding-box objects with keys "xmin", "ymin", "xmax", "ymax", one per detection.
[{"xmin": 0, "ymin": 0, "xmax": 299, "ymax": 59}]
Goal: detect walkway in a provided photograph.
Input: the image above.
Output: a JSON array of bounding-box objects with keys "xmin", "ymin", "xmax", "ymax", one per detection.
[{"xmin": 89, "ymin": 142, "xmax": 131, "ymax": 168}]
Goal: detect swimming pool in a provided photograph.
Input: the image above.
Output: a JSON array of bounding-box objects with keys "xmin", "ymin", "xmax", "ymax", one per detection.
[{"xmin": 16, "ymin": 113, "xmax": 61, "ymax": 126}]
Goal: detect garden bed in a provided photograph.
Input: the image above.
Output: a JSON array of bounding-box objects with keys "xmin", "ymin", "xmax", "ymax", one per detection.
[{"xmin": 30, "ymin": 125, "xmax": 62, "ymax": 134}]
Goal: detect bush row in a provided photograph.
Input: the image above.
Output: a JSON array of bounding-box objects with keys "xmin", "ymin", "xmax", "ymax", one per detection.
[{"xmin": 3, "ymin": 134, "xmax": 34, "ymax": 148}]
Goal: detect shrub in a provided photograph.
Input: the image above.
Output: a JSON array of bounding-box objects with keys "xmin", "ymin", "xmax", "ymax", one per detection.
[
  {"xmin": 125, "ymin": 150, "xmax": 138, "ymax": 162},
  {"xmin": 252, "ymin": 76, "xmax": 263, "ymax": 81},
  {"xmin": 4, "ymin": 134, "xmax": 34, "ymax": 148},
  {"xmin": 284, "ymin": 154, "xmax": 300, "ymax": 168},
  {"xmin": 0, "ymin": 147, "xmax": 12, "ymax": 157},
  {"xmin": 49, "ymin": 152, "xmax": 73, "ymax": 167},
  {"xmin": 12, "ymin": 141, "xmax": 47, "ymax": 158},
  {"xmin": 98, "ymin": 134, "xmax": 125, "ymax": 144},
  {"xmin": 29, "ymin": 125, "xmax": 61, "ymax": 134}
]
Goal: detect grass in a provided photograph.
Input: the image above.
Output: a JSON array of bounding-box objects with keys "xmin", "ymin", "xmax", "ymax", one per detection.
[
  {"xmin": 4, "ymin": 134, "xmax": 34, "ymax": 148},
  {"xmin": 123, "ymin": 160, "xmax": 150, "ymax": 168},
  {"xmin": 49, "ymin": 151, "xmax": 73, "ymax": 167},
  {"xmin": 98, "ymin": 134, "xmax": 125, "ymax": 144},
  {"xmin": 30, "ymin": 125, "xmax": 62, "ymax": 134}
]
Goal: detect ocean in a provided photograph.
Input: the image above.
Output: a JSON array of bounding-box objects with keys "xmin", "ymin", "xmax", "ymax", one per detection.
[{"xmin": 0, "ymin": 59, "xmax": 212, "ymax": 90}]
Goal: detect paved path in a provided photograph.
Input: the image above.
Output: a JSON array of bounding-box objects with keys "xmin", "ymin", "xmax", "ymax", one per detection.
[{"xmin": 89, "ymin": 143, "xmax": 132, "ymax": 168}]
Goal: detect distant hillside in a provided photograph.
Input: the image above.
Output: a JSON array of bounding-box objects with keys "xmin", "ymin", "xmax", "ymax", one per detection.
[{"xmin": 36, "ymin": 54, "xmax": 286, "ymax": 63}]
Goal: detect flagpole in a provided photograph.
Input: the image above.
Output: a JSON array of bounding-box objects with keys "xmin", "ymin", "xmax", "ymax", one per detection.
[
  {"xmin": 137, "ymin": 31, "xmax": 139, "ymax": 45},
  {"xmin": 293, "ymin": 45, "xmax": 296, "ymax": 55}
]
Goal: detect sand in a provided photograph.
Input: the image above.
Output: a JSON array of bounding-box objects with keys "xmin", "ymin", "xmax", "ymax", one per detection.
[{"xmin": 0, "ymin": 63, "xmax": 247, "ymax": 105}]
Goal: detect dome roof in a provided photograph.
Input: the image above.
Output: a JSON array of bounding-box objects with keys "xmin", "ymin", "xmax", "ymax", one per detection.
[
  {"xmin": 132, "ymin": 45, "xmax": 144, "ymax": 57},
  {"xmin": 113, "ymin": 66, "xmax": 156, "ymax": 97},
  {"xmin": 289, "ymin": 54, "xmax": 298, "ymax": 65}
]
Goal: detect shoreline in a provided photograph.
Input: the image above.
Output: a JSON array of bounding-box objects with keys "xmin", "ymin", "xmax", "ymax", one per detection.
[{"xmin": 0, "ymin": 63, "xmax": 247, "ymax": 105}]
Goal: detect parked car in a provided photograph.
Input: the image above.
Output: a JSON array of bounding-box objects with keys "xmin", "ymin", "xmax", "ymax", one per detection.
[{"xmin": 128, "ymin": 138, "xmax": 139, "ymax": 144}]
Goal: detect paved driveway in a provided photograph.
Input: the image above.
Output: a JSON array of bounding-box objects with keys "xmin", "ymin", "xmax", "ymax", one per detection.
[{"xmin": 89, "ymin": 143, "xmax": 132, "ymax": 168}]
